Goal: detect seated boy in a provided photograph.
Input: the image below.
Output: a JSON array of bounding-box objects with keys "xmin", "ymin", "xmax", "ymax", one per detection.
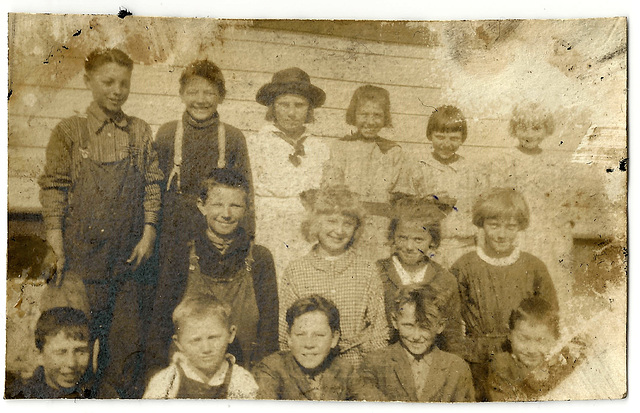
[
  {"xmin": 5, "ymin": 307, "xmax": 97, "ymax": 399},
  {"xmin": 358, "ymin": 285, "xmax": 475, "ymax": 402},
  {"xmin": 143, "ymin": 295, "xmax": 258, "ymax": 399},
  {"xmin": 487, "ymin": 296, "xmax": 585, "ymax": 402},
  {"xmin": 253, "ymin": 295, "xmax": 360, "ymax": 400}
]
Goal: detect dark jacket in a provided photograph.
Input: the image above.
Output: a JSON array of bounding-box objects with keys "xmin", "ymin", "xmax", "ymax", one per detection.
[
  {"xmin": 5, "ymin": 366, "xmax": 96, "ymax": 399},
  {"xmin": 357, "ymin": 342, "xmax": 475, "ymax": 402},
  {"xmin": 253, "ymin": 351, "xmax": 362, "ymax": 401}
]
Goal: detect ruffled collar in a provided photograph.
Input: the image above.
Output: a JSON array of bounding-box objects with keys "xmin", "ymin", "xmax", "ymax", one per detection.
[{"xmin": 476, "ymin": 245, "xmax": 521, "ymax": 266}]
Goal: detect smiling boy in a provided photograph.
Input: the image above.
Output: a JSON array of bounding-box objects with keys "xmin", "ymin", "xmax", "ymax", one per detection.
[
  {"xmin": 358, "ymin": 285, "xmax": 474, "ymax": 402},
  {"xmin": 5, "ymin": 307, "xmax": 97, "ymax": 399},
  {"xmin": 147, "ymin": 169, "xmax": 278, "ymax": 375},
  {"xmin": 143, "ymin": 295, "xmax": 258, "ymax": 399},
  {"xmin": 38, "ymin": 48, "xmax": 163, "ymax": 398},
  {"xmin": 254, "ymin": 295, "xmax": 362, "ymax": 400}
]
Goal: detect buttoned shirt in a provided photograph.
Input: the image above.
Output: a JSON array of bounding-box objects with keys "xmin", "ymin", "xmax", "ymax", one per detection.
[{"xmin": 39, "ymin": 102, "xmax": 163, "ymax": 230}]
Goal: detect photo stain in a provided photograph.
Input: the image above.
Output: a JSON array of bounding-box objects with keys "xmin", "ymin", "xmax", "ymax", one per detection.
[{"xmin": 117, "ymin": 8, "xmax": 133, "ymax": 19}]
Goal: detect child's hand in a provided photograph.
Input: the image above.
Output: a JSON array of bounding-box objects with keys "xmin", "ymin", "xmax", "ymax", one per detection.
[
  {"xmin": 44, "ymin": 229, "xmax": 65, "ymax": 285},
  {"xmin": 127, "ymin": 225, "xmax": 157, "ymax": 270}
]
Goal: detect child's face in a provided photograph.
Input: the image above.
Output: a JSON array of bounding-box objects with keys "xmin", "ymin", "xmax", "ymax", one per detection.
[
  {"xmin": 355, "ymin": 100, "xmax": 385, "ymax": 139},
  {"xmin": 393, "ymin": 303, "xmax": 442, "ymax": 357},
  {"xmin": 430, "ymin": 130, "xmax": 464, "ymax": 160},
  {"xmin": 288, "ymin": 310, "xmax": 340, "ymax": 370},
  {"xmin": 180, "ymin": 76, "xmax": 221, "ymax": 121},
  {"xmin": 514, "ymin": 123, "xmax": 547, "ymax": 150},
  {"xmin": 316, "ymin": 213, "xmax": 358, "ymax": 256},
  {"xmin": 174, "ymin": 314, "xmax": 236, "ymax": 376},
  {"xmin": 482, "ymin": 217, "xmax": 520, "ymax": 257},
  {"xmin": 40, "ymin": 330, "xmax": 90, "ymax": 390},
  {"xmin": 510, "ymin": 319, "xmax": 556, "ymax": 368},
  {"xmin": 393, "ymin": 219, "xmax": 433, "ymax": 266},
  {"xmin": 197, "ymin": 186, "xmax": 247, "ymax": 236},
  {"xmin": 84, "ymin": 62, "xmax": 132, "ymax": 115},
  {"xmin": 273, "ymin": 93, "xmax": 310, "ymax": 135}
]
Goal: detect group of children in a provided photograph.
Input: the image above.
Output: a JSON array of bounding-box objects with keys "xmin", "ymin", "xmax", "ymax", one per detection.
[{"xmin": 9, "ymin": 46, "xmax": 583, "ymax": 401}]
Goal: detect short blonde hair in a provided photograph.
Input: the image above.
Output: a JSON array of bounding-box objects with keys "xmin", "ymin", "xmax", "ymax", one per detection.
[
  {"xmin": 472, "ymin": 188, "xmax": 530, "ymax": 230},
  {"xmin": 509, "ymin": 102, "xmax": 555, "ymax": 137},
  {"xmin": 172, "ymin": 294, "xmax": 232, "ymax": 334},
  {"xmin": 300, "ymin": 185, "xmax": 367, "ymax": 247}
]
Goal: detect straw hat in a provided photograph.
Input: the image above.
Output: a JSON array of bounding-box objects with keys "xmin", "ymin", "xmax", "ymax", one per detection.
[{"xmin": 256, "ymin": 67, "xmax": 326, "ymax": 108}]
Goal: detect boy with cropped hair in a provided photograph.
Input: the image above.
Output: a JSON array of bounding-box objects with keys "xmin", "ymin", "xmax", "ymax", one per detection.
[
  {"xmin": 5, "ymin": 307, "xmax": 102, "ymax": 399},
  {"xmin": 143, "ymin": 295, "xmax": 258, "ymax": 399},
  {"xmin": 254, "ymin": 295, "xmax": 363, "ymax": 400},
  {"xmin": 358, "ymin": 285, "xmax": 474, "ymax": 402},
  {"xmin": 487, "ymin": 296, "xmax": 585, "ymax": 401}
]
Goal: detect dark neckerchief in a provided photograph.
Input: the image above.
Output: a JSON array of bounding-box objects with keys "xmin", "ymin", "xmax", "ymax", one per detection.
[
  {"xmin": 273, "ymin": 127, "xmax": 308, "ymax": 167},
  {"xmin": 194, "ymin": 227, "xmax": 250, "ymax": 278},
  {"xmin": 340, "ymin": 132, "xmax": 399, "ymax": 154},
  {"xmin": 288, "ymin": 136, "xmax": 308, "ymax": 167},
  {"xmin": 431, "ymin": 151, "xmax": 460, "ymax": 165},
  {"xmin": 183, "ymin": 111, "xmax": 219, "ymax": 130},
  {"xmin": 516, "ymin": 145, "xmax": 543, "ymax": 156}
]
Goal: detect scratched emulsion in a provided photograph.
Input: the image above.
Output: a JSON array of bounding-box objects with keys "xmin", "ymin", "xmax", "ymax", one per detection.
[{"xmin": 6, "ymin": 16, "xmax": 627, "ymax": 399}]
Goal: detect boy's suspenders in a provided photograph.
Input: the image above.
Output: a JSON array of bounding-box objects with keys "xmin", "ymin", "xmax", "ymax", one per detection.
[{"xmin": 166, "ymin": 118, "xmax": 227, "ymax": 192}]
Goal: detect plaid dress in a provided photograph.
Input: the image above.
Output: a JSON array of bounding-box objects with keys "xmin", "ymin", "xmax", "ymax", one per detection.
[{"xmin": 279, "ymin": 247, "xmax": 389, "ymax": 367}]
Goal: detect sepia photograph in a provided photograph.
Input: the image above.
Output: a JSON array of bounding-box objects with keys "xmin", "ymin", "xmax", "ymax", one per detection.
[{"xmin": 4, "ymin": 9, "xmax": 628, "ymax": 404}]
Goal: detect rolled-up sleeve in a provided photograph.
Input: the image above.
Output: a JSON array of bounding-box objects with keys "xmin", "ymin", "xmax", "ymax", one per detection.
[{"xmin": 39, "ymin": 119, "xmax": 75, "ymax": 231}]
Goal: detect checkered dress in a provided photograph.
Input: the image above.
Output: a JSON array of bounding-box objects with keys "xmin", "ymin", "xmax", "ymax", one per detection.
[{"xmin": 279, "ymin": 247, "xmax": 389, "ymax": 367}]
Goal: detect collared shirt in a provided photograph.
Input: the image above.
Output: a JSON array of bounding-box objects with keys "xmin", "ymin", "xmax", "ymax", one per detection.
[
  {"xmin": 143, "ymin": 352, "xmax": 258, "ymax": 399},
  {"xmin": 39, "ymin": 102, "xmax": 163, "ymax": 230},
  {"xmin": 391, "ymin": 255, "xmax": 429, "ymax": 285},
  {"xmin": 279, "ymin": 247, "xmax": 389, "ymax": 366},
  {"xmin": 403, "ymin": 347, "xmax": 434, "ymax": 396}
]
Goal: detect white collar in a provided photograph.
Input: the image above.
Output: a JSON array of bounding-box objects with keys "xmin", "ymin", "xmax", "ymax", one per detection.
[
  {"xmin": 476, "ymin": 245, "xmax": 521, "ymax": 266},
  {"xmin": 261, "ymin": 122, "xmax": 312, "ymax": 141},
  {"xmin": 391, "ymin": 255, "xmax": 429, "ymax": 285},
  {"xmin": 173, "ymin": 351, "xmax": 234, "ymax": 386}
]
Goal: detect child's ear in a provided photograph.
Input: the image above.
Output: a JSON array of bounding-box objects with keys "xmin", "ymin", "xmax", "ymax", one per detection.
[
  {"xmin": 172, "ymin": 334, "xmax": 184, "ymax": 353},
  {"xmin": 435, "ymin": 321, "xmax": 445, "ymax": 335},
  {"xmin": 391, "ymin": 314, "xmax": 399, "ymax": 332},
  {"xmin": 196, "ymin": 198, "xmax": 206, "ymax": 216},
  {"xmin": 227, "ymin": 325, "xmax": 237, "ymax": 345},
  {"xmin": 330, "ymin": 330, "xmax": 340, "ymax": 349}
]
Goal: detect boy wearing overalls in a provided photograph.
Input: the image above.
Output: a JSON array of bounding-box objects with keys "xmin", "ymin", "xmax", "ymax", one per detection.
[{"xmin": 38, "ymin": 48, "xmax": 163, "ymax": 398}]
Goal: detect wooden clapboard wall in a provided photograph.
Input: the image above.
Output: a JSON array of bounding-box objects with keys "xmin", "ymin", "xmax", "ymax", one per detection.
[{"xmin": 8, "ymin": 15, "xmax": 626, "ymax": 226}]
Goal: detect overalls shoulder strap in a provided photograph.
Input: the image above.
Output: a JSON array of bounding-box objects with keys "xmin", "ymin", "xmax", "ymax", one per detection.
[{"xmin": 166, "ymin": 118, "xmax": 227, "ymax": 192}]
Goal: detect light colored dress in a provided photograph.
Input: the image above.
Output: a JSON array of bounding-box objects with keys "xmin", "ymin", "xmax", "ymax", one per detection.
[
  {"xmin": 323, "ymin": 134, "xmax": 404, "ymax": 261},
  {"xmin": 246, "ymin": 123, "xmax": 331, "ymax": 277},
  {"xmin": 394, "ymin": 150, "xmax": 480, "ymax": 267}
]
